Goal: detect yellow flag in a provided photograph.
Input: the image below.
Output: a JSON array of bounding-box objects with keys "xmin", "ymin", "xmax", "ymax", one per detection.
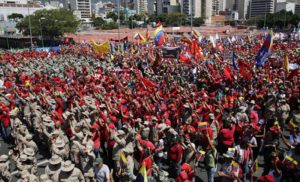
[
  {"xmin": 119, "ymin": 150, "xmax": 127, "ymax": 165},
  {"xmin": 91, "ymin": 41, "xmax": 110, "ymax": 56}
]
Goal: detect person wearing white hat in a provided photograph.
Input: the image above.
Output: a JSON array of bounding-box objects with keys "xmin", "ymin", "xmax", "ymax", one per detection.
[
  {"xmin": 51, "ymin": 139, "xmax": 68, "ymax": 160},
  {"xmin": 58, "ymin": 160, "xmax": 84, "ymax": 181},
  {"xmin": 276, "ymin": 96, "xmax": 290, "ymax": 129},
  {"xmin": 45, "ymin": 155, "xmax": 62, "ymax": 182},
  {"xmin": 81, "ymin": 144, "xmax": 96, "ymax": 182},
  {"xmin": 19, "ymin": 134, "xmax": 38, "ymax": 154},
  {"xmin": 119, "ymin": 143, "xmax": 136, "ymax": 181},
  {"xmin": 70, "ymin": 119, "xmax": 84, "ymax": 166},
  {"xmin": 0, "ymin": 154, "xmax": 11, "ymax": 182},
  {"xmin": 112, "ymin": 129, "xmax": 126, "ymax": 181}
]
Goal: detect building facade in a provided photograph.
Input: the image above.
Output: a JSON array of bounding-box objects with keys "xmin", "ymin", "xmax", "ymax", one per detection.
[
  {"xmin": 70, "ymin": 0, "xmax": 91, "ymax": 21},
  {"xmin": 250, "ymin": 0, "xmax": 276, "ymax": 18},
  {"xmin": 134, "ymin": 0, "xmax": 148, "ymax": 14},
  {"xmin": 236, "ymin": 0, "xmax": 250, "ymax": 19}
]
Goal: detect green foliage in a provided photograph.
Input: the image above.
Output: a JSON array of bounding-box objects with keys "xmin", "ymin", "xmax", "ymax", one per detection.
[
  {"xmin": 251, "ymin": 10, "xmax": 300, "ymax": 29},
  {"xmin": 192, "ymin": 17, "xmax": 205, "ymax": 27},
  {"xmin": 8, "ymin": 13, "xmax": 24, "ymax": 21},
  {"xmin": 17, "ymin": 8, "xmax": 80, "ymax": 38},
  {"xmin": 165, "ymin": 13, "xmax": 187, "ymax": 26},
  {"xmin": 106, "ymin": 11, "xmax": 125, "ymax": 23},
  {"xmin": 92, "ymin": 17, "xmax": 105, "ymax": 29},
  {"xmin": 101, "ymin": 22, "xmax": 118, "ymax": 30}
]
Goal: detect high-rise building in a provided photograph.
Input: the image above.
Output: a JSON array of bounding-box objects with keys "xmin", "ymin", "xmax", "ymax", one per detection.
[
  {"xmin": 202, "ymin": 0, "xmax": 212, "ymax": 23},
  {"xmin": 276, "ymin": 0, "xmax": 297, "ymax": 13},
  {"xmin": 69, "ymin": 0, "xmax": 91, "ymax": 21},
  {"xmin": 157, "ymin": 0, "xmax": 180, "ymax": 14},
  {"xmin": 181, "ymin": 0, "xmax": 201, "ymax": 17},
  {"xmin": 212, "ymin": 0, "xmax": 219, "ymax": 15},
  {"xmin": 236, "ymin": 0, "xmax": 250, "ymax": 19},
  {"xmin": 134, "ymin": 0, "xmax": 148, "ymax": 14},
  {"xmin": 249, "ymin": 0, "xmax": 276, "ymax": 18},
  {"xmin": 225, "ymin": 0, "xmax": 236, "ymax": 10},
  {"xmin": 219, "ymin": 0, "xmax": 226, "ymax": 11}
]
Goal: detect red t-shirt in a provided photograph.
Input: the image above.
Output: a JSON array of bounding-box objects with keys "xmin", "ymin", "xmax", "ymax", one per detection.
[{"xmin": 219, "ymin": 125, "xmax": 236, "ymax": 146}]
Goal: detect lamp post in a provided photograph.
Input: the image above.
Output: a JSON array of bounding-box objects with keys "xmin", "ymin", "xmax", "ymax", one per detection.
[
  {"xmin": 39, "ymin": 17, "xmax": 45, "ymax": 47},
  {"xmin": 27, "ymin": 5, "xmax": 33, "ymax": 49},
  {"xmin": 190, "ymin": 0, "xmax": 193, "ymax": 32},
  {"xmin": 117, "ymin": 0, "xmax": 120, "ymax": 43}
]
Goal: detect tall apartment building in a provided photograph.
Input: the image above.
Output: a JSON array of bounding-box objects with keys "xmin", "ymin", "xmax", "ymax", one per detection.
[
  {"xmin": 212, "ymin": 0, "xmax": 219, "ymax": 15},
  {"xmin": 70, "ymin": 0, "xmax": 91, "ymax": 21},
  {"xmin": 201, "ymin": 0, "xmax": 212, "ymax": 23},
  {"xmin": 249, "ymin": 0, "xmax": 276, "ymax": 18},
  {"xmin": 236, "ymin": 0, "xmax": 250, "ymax": 19},
  {"xmin": 134, "ymin": 0, "xmax": 148, "ymax": 14},
  {"xmin": 181, "ymin": 0, "xmax": 211, "ymax": 20},
  {"xmin": 157, "ymin": 0, "xmax": 180, "ymax": 14}
]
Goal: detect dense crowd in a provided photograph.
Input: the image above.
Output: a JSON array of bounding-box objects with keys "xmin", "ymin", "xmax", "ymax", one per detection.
[{"xmin": 0, "ymin": 33, "xmax": 300, "ymax": 182}]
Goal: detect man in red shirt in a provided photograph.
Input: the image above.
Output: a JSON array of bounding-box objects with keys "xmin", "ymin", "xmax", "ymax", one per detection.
[{"xmin": 168, "ymin": 139, "xmax": 183, "ymax": 179}]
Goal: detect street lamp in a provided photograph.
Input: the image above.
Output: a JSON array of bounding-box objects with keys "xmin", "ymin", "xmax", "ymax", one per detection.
[
  {"xmin": 27, "ymin": 5, "xmax": 33, "ymax": 49},
  {"xmin": 117, "ymin": 0, "xmax": 120, "ymax": 44},
  {"xmin": 39, "ymin": 17, "xmax": 45, "ymax": 47}
]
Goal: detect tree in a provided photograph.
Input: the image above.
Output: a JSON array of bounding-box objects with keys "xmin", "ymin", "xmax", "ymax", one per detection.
[
  {"xmin": 165, "ymin": 13, "xmax": 187, "ymax": 26},
  {"xmin": 106, "ymin": 11, "xmax": 125, "ymax": 23},
  {"xmin": 8, "ymin": 13, "xmax": 23, "ymax": 21},
  {"xmin": 101, "ymin": 22, "xmax": 118, "ymax": 30},
  {"xmin": 193, "ymin": 17, "xmax": 205, "ymax": 27},
  {"xmin": 92, "ymin": 17, "xmax": 105, "ymax": 29},
  {"xmin": 17, "ymin": 9, "xmax": 80, "ymax": 38}
]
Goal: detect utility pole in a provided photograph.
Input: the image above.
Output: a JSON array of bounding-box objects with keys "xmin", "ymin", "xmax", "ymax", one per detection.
[{"xmin": 28, "ymin": 5, "xmax": 33, "ymax": 49}]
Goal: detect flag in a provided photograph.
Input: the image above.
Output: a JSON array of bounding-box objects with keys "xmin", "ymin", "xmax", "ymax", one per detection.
[
  {"xmin": 287, "ymin": 69, "xmax": 298, "ymax": 80},
  {"xmin": 283, "ymin": 54, "xmax": 289, "ymax": 73},
  {"xmin": 141, "ymin": 77, "xmax": 158, "ymax": 88},
  {"xmin": 181, "ymin": 34, "xmax": 192, "ymax": 44},
  {"xmin": 134, "ymin": 33, "xmax": 146, "ymax": 42},
  {"xmin": 119, "ymin": 150, "xmax": 127, "ymax": 165},
  {"xmin": 288, "ymin": 119, "xmax": 297, "ymax": 130},
  {"xmin": 136, "ymin": 162, "xmax": 148, "ymax": 182},
  {"xmin": 209, "ymin": 35, "xmax": 216, "ymax": 48},
  {"xmin": 224, "ymin": 65, "xmax": 232, "ymax": 80},
  {"xmin": 162, "ymin": 46, "xmax": 181, "ymax": 58},
  {"xmin": 283, "ymin": 156, "xmax": 298, "ymax": 170},
  {"xmin": 179, "ymin": 51, "xmax": 191, "ymax": 64},
  {"xmin": 232, "ymin": 52, "xmax": 239, "ymax": 70},
  {"xmin": 231, "ymin": 161, "xmax": 239, "ymax": 173},
  {"xmin": 154, "ymin": 25, "xmax": 165, "ymax": 46},
  {"xmin": 256, "ymin": 32, "xmax": 273, "ymax": 67},
  {"xmin": 239, "ymin": 61, "xmax": 252, "ymax": 79},
  {"xmin": 252, "ymin": 159, "xmax": 259, "ymax": 173},
  {"xmin": 198, "ymin": 122, "xmax": 208, "ymax": 130},
  {"xmin": 91, "ymin": 41, "xmax": 110, "ymax": 56},
  {"xmin": 192, "ymin": 29, "xmax": 201, "ymax": 39},
  {"xmin": 215, "ymin": 33, "xmax": 219, "ymax": 40},
  {"xmin": 195, "ymin": 150, "xmax": 206, "ymax": 161},
  {"xmin": 145, "ymin": 29, "xmax": 150, "ymax": 41}
]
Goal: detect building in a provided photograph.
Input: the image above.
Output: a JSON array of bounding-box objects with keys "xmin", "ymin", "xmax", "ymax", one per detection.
[
  {"xmin": 69, "ymin": 0, "xmax": 91, "ymax": 21},
  {"xmin": 212, "ymin": 0, "xmax": 219, "ymax": 15},
  {"xmin": 0, "ymin": 1, "xmax": 56, "ymax": 22},
  {"xmin": 157, "ymin": 0, "xmax": 180, "ymax": 15},
  {"xmin": 202, "ymin": 0, "xmax": 213, "ymax": 23},
  {"xmin": 134, "ymin": 0, "xmax": 148, "ymax": 14},
  {"xmin": 276, "ymin": 1, "xmax": 296, "ymax": 13},
  {"xmin": 236, "ymin": 0, "xmax": 250, "ymax": 19},
  {"xmin": 225, "ymin": 0, "xmax": 236, "ymax": 10},
  {"xmin": 95, "ymin": 1, "xmax": 115, "ymax": 18},
  {"xmin": 219, "ymin": 10, "xmax": 239, "ymax": 20},
  {"xmin": 250, "ymin": 0, "xmax": 276, "ymax": 18},
  {"xmin": 147, "ymin": 0, "xmax": 156, "ymax": 14}
]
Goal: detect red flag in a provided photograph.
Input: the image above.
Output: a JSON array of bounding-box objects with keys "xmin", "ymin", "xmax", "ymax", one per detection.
[
  {"xmin": 224, "ymin": 65, "xmax": 232, "ymax": 80},
  {"xmin": 239, "ymin": 61, "xmax": 252, "ymax": 79},
  {"xmin": 179, "ymin": 52, "xmax": 191, "ymax": 64},
  {"xmin": 287, "ymin": 69, "xmax": 298, "ymax": 80},
  {"xmin": 141, "ymin": 77, "xmax": 158, "ymax": 88}
]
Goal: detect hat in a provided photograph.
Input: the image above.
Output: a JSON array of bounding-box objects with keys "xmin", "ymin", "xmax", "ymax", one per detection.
[
  {"xmin": 23, "ymin": 148, "xmax": 35, "ymax": 157},
  {"xmin": 49, "ymin": 155, "xmax": 62, "ymax": 165},
  {"xmin": 143, "ymin": 121, "xmax": 150, "ymax": 126},
  {"xmin": 43, "ymin": 116, "xmax": 53, "ymax": 122},
  {"xmin": 53, "ymin": 139, "xmax": 65, "ymax": 148},
  {"xmin": 108, "ymin": 123, "xmax": 116, "ymax": 129},
  {"xmin": 0, "ymin": 155, "xmax": 8, "ymax": 162},
  {"xmin": 61, "ymin": 160, "xmax": 75, "ymax": 172},
  {"xmin": 117, "ymin": 130, "xmax": 126, "ymax": 136},
  {"xmin": 269, "ymin": 126, "xmax": 279, "ymax": 133},
  {"xmin": 25, "ymin": 134, "xmax": 33, "ymax": 140},
  {"xmin": 93, "ymin": 158, "xmax": 103, "ymax": 165},
  {"xmin": 62, "ymin": 111, "xmax": 71, "ymax": 119},
  {"xmin": 183, "ymin": 103, "xmax": 190, "ymax": 108},
  {"xmin": 82, "ymin": 111, "xmax": 89, "ymax": 117},
  {"xmin": 250, "ymin": 100, "xmax": 255, "ymax": 105},
  {"xmin": 20, "ymin": 154, "xmax": 28, "ymax": 162},
  {"xmin": 157, "ymin": 123, "xmax": 167, "ymax": 132},
  {"xmin": 123, "ymin": 144, "xmax": 134, "ymax": 154},
  {"xmin": 223, "ymin": 150, "xmax": 234, "ymax": 159},
  {"xmin": 209, "ymin": 113, "xmax": 215, "ymax": 120},
  {"xmin": 51, "ymin": 130, "xmax": 60, "ymax": 137}
]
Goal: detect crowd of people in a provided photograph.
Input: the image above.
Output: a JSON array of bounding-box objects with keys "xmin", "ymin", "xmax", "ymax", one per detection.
[{"xmin": 0, "ymin": 31, "xmax": 300, "ymax": 182}]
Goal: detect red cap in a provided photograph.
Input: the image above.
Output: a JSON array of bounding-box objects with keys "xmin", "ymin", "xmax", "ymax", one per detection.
[
  {"xmin": 257, "ymin": 175, "xmax": 275, "ymax": 182},
  {"xmin": 108, "ymin": 123, "xmax": 115, "ymax": 129}
]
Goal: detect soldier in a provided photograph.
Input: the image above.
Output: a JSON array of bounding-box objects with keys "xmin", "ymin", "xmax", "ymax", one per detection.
[
  {"xmin": 276, "ymin": 94, "xmax": 290, "ymax": 128},
  {"xmin": 45, "ymin": 155, "xmax": 62, "ymax": 182},
  {"xmin": 81, "ymin": 144, "xmax": 96, "ymax": 182},
  {"xmin": 17, "ymin": 170, "xmax": 38, "ymax": 182},
  {"xmin": 39, "ymin": 174, "xmax": 50, "ymax": 182},
  {"xmin": 19, "ymin": 134, "xmax": 38, "ymax": 153},
  {"xmin": 0, "ymin": 154, "xmax": 11, "ymax": 182},
  {"xmin": 58, "ymin": 160, "xmax": 85, "ymax": 182},
  {"xmin": 119, "ymin": 144, "xmax": 136, "ymax": 181},
  {"xmin": 112, "ymin": 129, "xmax": 126, "ymax": 180},
  {"xmin": 51, "ymin": 138, "xmax": 68, "ymax": 160},
  {"xmin": 17, "ymin": 148, "xmax": 37, "ymax": 174}
]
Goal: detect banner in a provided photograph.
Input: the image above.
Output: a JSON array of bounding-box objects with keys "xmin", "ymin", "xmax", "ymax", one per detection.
[
  {"xmin": 91, "ymin": 41, "xmax": 110, "ymax": 56},
  {"xmin": 162, "ymin": 46, "xmax": 181, "ymax": 58}
]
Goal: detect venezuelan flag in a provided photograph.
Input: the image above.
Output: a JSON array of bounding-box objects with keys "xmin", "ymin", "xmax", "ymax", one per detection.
[
  {"xmin": 134, "ymin": 33, "xmax": 146, "ymax": 42},
  {"xmin": 256, "ymin": 31, "xmax": 273, "ymax": 67},
  {"xmin": 136, "ymin": 162, "xmax": 148, "ymax": 182},
  {"xmin": 231, "ymin": 161, "xmax": 239, "ymax": 173},
  {"xmin": 154, "ymin": 25, "xmax": 165, "ymax": 46}
]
